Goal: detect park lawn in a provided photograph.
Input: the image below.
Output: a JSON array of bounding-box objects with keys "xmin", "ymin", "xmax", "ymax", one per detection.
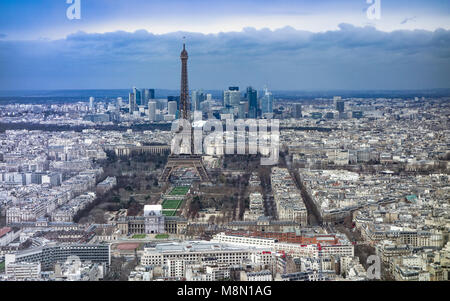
[
  {"xmin": 0, "ymin": 261, "xmax": 4, "ymax": 272},
  {"xmin": 155, "ymin": 234, "xmax": 169, "ymax": 239},
  {"xmin": 169, "ymin": 186, "xmax": 190, "ymax": 196},
  {"xmin": 162, "ymin": 199, "xmax": 183, "ymax": 209},
  {"xmin": 162, "ymin": 210, "xmax": 177, "ymax": 217},
  {"xmin": 132, "ymin": 234, "xmax": 147, "ymax": 239}
]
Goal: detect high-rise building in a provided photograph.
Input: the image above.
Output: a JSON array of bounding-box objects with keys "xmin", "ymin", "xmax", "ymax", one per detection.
[
  {"xmin": 89, "ymin": 97, "xmax": 95, "ymax": 111},
  {"xmin": 133, "ymin": 87, "xmax": 142, "ymax": 106},
  {"xmin": 334, "ymin": 96, "xmax": 345, "ymax": 113},
  {"xmin": 129, "ymin": 93, "xmax": 136, "ymax": 113},
  {"xmin": 149, "ymin": 101, "xmax": 157, "ymax": 122},
  {"xmin": 142, "ymin": 89, "xmax": 155, "ymax": 106},
  {"xmin": 223, "ymin": 87, "xmax": 241, "ymax": 108},
  {"xmin": 246, "ymin": 86, "xmax": 258, "ymax": 118},
  {"xmin": 238, "ymin": 101, "xmax": 247, "ymax": 119},
  {"xmin": 168, "ymin": 101, "xmax": 177, "ymax": 116},
  {"xmin": 293, "ymin": 103, "xmax": 302, "ymax": 118},
  {"xmin": 261, "ymin": 88, "xmax": 273, "ymax": 114},
  {"xmin": 117, "ymin": 97, "xmax": 123, "ymax": 108},
  {"xmin": 192, "ymin": 90, "xmax": 206, "ymax": 111}
]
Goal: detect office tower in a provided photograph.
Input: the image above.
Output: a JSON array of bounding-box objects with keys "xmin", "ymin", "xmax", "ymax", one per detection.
[
  {"xmin": 149, "ymin": 89, "xmax": 155, "ymax": 99},
  {"xmin": 142, "ymin": 89, "xmax": 149, "ymax": 105},
  {"xmin": 133, "ymin": 87, "xmax": 142, "ymax": 106},
  {"xmin": 261, "ymin": 87, "xmax": 273, "ymax": 114},
  {"xmin": 149, "ymin": 101, "xmax": 157, "ymax": 122},
  {"xmin": 246, "ymin": 86, "xmax": 258, "ymax": 118},
  {"xmin": 89, "ymin": 97, "xmax": 95, "ymax": 111},
  {"xmin": 334, "ymin": 96, "xmax": 345, "ymax": 113},
  {"xmin": 192, "ymin": 90, "xmax": 205, "ymax": 111},
  {"xmin": 293, "ymin": 103, "xmax": 302, "ymax": 118},
  {"xmin": 129, "ymin": 92, "xmax": 136, "ymax": 114},
  {"xmin": 168, "ymin": 101, "xmax": 177, "ymax": 116},
  {"xmin": 206, "ymin": 94, "xmax": 212, "ymax": 101},
  {"xmin": 168, "ymin": 96, "xmax": 180, "ymax": 114},
  {"xmin": 223, "ymin": 87, "xmax": 241, "ymax": 108},
  {"xmin": 238, "ymin": 101, "xmax": 247, "ymax": 119},
  {"xmin": 142, "ymin": 88, "xmax": 155, "ymax": 106},
  {"xmin": 117, "ymin": 97, "xmax": 123, "ymax": 108}
]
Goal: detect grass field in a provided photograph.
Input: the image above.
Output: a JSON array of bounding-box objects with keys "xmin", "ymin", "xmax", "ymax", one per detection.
[
  {"xmin": 169, "ymin": 186, "xmax": 190, "ymax": 196},
  {"xmin": 162, "ymin": 210, "xmax": 177, "ymax": 216},
  {"xmin": 162, "ymin": 198, "xmax": 183, "ymax": 209},
  {"xmin": 132, "ymin": 234, "xmax": 147, "ymax": 239},
  {"xmin": 155, "ymin": 234, "xmax": 169, "ymax": 239},
  {"xmin": 0, "ymin": 261, "xmax": 4, "ymax": 273}
]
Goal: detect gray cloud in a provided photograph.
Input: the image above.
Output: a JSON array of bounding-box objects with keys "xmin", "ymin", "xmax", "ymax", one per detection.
[{"xmin": 0, "ymin": 25, "xmax": 449, "ymax": 90}]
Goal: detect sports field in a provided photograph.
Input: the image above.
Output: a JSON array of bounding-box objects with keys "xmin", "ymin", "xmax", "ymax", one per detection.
[
  {"xmin": 169, "ymin": 186, "xmax": 190, "ymax": 196},
  {"xmin": 162, "ymin": 198, "xmax": 183, "ymax": 209},
  {"xmin": 132, "ymin": 234, "xmax": 147, "ymax": 239}
]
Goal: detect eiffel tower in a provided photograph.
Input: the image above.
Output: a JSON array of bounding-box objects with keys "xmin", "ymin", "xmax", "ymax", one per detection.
[{"xmin": 160, "ymin": 42, "xmax": 210, "ymax": 183}]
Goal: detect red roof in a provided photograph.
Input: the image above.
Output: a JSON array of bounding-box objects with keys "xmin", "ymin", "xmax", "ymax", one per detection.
[{"xmin": 0, "ymin": 227, "xmax": 12, "ymax": 238}]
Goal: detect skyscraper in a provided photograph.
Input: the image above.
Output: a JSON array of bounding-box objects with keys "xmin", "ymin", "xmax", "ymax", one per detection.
[
  {"xmin": 223, "ymin": 87, "xmax": 241, "ymax": 108},
  {"xmin": 246, "ymin": 86, "xmax": 258, "ymax": 118},
  {"xmin": 180, "ymin": 43, "xmax": 189, "ymax": 120},
  {"xmin": 133, "ymin": 87, "xmax": 142, "ymax": 106},
  {"xmin": 89, "ymin": 97, "xmax": 95, "ymax": 111},
  {"xmin": 117, "ymin": 97, "xmax": 123, "ymax": 108},
  {"xmin": 334, "ymin": 96, "xmax": 345, "ymax": 113},
  {"xmin": 261, "ymin": 87, "xmax": 273, "ymax": 114},
  {"xmin": 149, "ymin": 101, "xmax": 157, "ymax": 122},
  {"xmin": 168, "ymin": 101, "xmax": 177, "ymax": 116},
  {"xmin": 129, "ymin": 93, "xmax": 136, "ymax": 114},
  {"xmin": 293, "ymin": 103, "xmax": 302, "ymax": 118},
  {"xmin": 142, "ymin": 88, "xmax": 155, "ymax": 105},
  {"xmin": 192, "ymin": 90, "xmax": 205, "ymax": 111},
  {"xmin": 238, "ymin": 101, "xmax": 247, "ymax": 119}
]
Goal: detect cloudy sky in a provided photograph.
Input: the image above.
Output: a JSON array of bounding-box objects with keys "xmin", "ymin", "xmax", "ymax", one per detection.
[{"xmin": 0, "ymin": 0, "xmax": 449, "ymax": 90}]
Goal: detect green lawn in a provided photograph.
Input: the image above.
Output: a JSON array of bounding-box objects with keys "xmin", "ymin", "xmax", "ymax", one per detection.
[
  {"xmin": 162, "ymin": 210, "xmax": 177, "ymax": 216},
  {"xmin": 0, "ymin": 261, "xmax": 5, "ymax": 273},
  {"xmin": 155, "ymin": 234, "xmax": 169, "ymax": 239},
  {"xmin": 162, "ymin": 198, "xmax": 183, "ymax": 209},
  {"xmin": 169, "ymin": 186, "xmax": 190, "ymax": 196},
  {"xmin": 132, "ymin": 234, "xmax": 147, "ymax": 239}
]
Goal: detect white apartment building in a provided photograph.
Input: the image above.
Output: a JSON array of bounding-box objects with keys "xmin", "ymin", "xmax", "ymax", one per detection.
[
  {"xmin": 6, "ymin": 262, "xmax": 41, "ymax": 280},
  {"xmin": 141, "ymin": 241, "xmax": 271, "ymax": 267},
  {"xmin": 213, "ymin": 232, "xmax": 354, "ymax": 258}
]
